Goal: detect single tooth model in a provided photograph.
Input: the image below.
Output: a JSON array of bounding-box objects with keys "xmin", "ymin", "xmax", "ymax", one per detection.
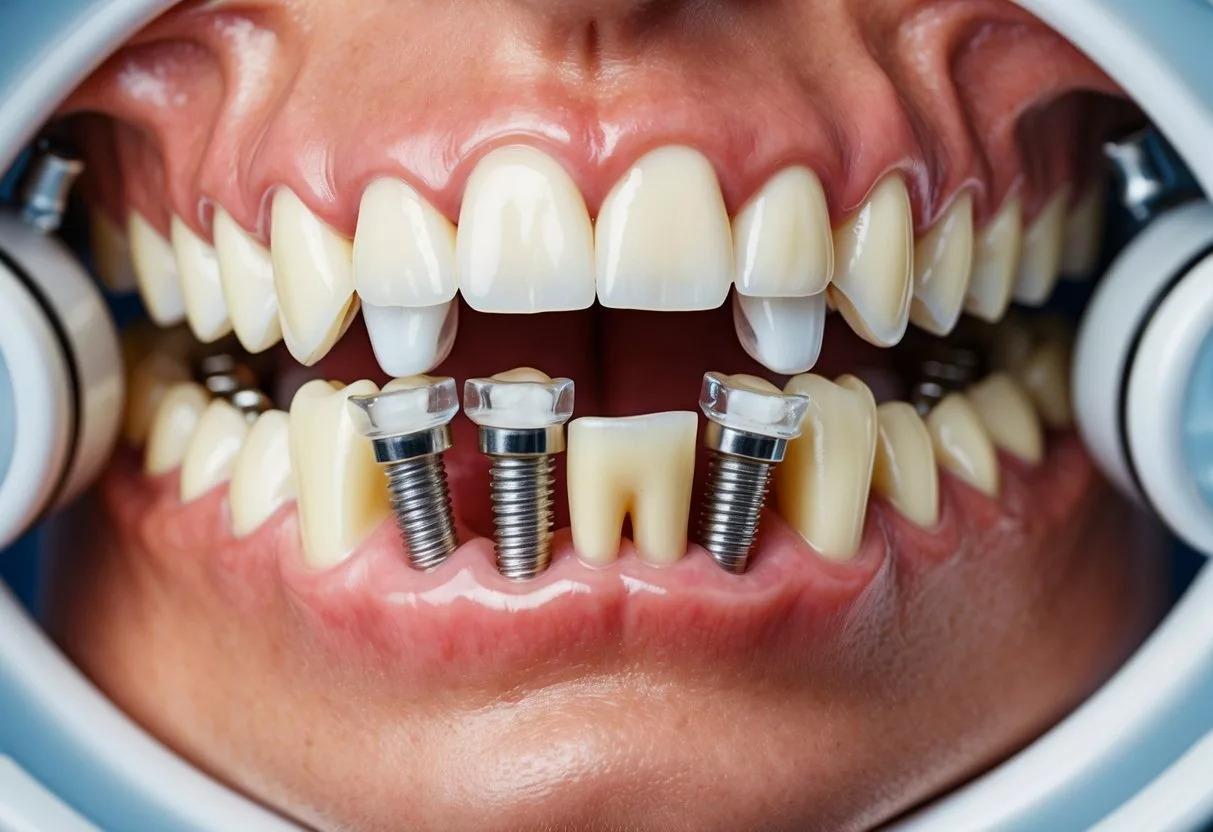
[
  {"xmin": 464, "ymin": 369, "xmax": 574, "ymax": 580},
  {"xmin": 347, "ymin": 377, "xmax": 460, "ymax": 571},
  {"xmin": 696, "ymin": 372, "xmax": 810, "ymax": 574}
]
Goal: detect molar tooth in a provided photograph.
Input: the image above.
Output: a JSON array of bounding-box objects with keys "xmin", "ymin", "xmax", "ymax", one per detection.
[
  {"xmin": 288, "ymin": 379, "xmax": 391, "ymax": 568},
  {"xmin": 457, "ymin": 146, "xmax": 595, "ymax": 313},
  {"xmin": 214, "ymin": 208, "xmax": 283, "ymax": 353},
  {"xmin": 362, "ymin": 300, "xmax": 458, "ymax": 376},
  {"xmin": 775, "ymin": 375, "xmax": 878, "ymax": 560},
  {"xmin": 733, "ymin": 166, "xmax": 833, "ymax": 297},
  {"xmin": 964, "ymin": 198, "xmax": 1022, "ymax": 323},
  {"xmin": 596, "ymin": 146, "xmax": 733, "ymax": 311},
  {"xmin": 911, "ymin": 193, "xmax": 974, "ymax": 336},
  {"xmin": 271, "ymin": 189, "xmax": 359, "ymax": 365},
  {"xmin": 354, "ymin": 177, "xmax": 456, "ymax": 308},
  {"xmin": 145, "ymin": 382, "xmax": 210, "ymax": 476},
  {"xmin": 926, "ymin": 394, "xmax": 999, "ymax": 496},
  {"xmin": 171, "ymin": 216, "xmax": 233, "ymax": 343},
  {"xmin": 872, "ymin": 402, "xmax": 939, "ymax": 528},
  {"xmin": 828, "ymin": 175, "xmax": 914, "ymax": 347},
  {"xmin": 567, "ymin": 412, "xmax": 698, "ymax": 567},
  {"xmin": 967, "ymin": 373, "xmax": 1044, "ymax": 464},
  {"xmin": 128, "ymin": 211, "xmax": 186, "ymax": 326},
  {"xmin": 1016, "ymin": 337, "xmax": 1073, "ymax": 429},
  {"xmin": 1013, "ymin": 189, "xmax": 1069, "ymax": 306},
  {"xmin": 89, "ymin": 208, "xmax": 137, "ymax": 293},
  {"xmin": 230, "ymin": 410, "xmax": 294, "ymax": 537},
  {"xmin": 1062, "ymin": 186, "xmax": 1105, "ymax": 279},
  {"xmin": 179, "ymin": 399, "xmax": 249, "ymax": 502},
  {"xmin": 732, "ymin": 293, "xmax": 826, "ymax": 375}
]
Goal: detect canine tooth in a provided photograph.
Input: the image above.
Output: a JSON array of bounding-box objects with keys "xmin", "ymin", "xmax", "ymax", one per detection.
[
  {"xmin": 230, "ymin": 410, "xmax": 294, "ymax": 537},
  {"xmin": 1016, "ymin": 338, "xmax": 1073, "ymax": 429},
  {"xmin": 964, "ymin": 198, "xmax": 1022, "ymax": 323},
  {"xmin": 214, "ymin": 208, "xmax": 282, "ymax": 353},
  {"xmin": 145, "ymin": 382, "xmax": 210, "ymax": 476},
  {"xmin": 354, "ymin": 177, "xmax": 457, "ymax": 308},
  {"xmin": 775, "ymin": 375, "xmax": 877, "ymax": 560},
  {"xmin": 828, "ymin": 175, "xmax": 914, "ymax": 347},
  {"xmin": 967, "ymin": 374, "xmax": 1044, "ymax": 464},
  {"xmin": 872, "ymin": 402, "xmax": 939, "ymax": 528},
  {"xmin": 289, "ymin": 380, "xmax": 391, "ymax": 568},
  {"xmin": 926, "ymin": 394, "xmax": 999, "ymax": 496},
  {"xmin": 89, "ymin": 208, "xmax": 137, "ymax": 292},
  {"xmin": 1013, "ymin": 189, "xmax": 1069, "ymax": 306},
  {"xmin": 124, "ymin": 350, "xmax": 191, "ymax": 446},
  {"xmin": 171, "ymin": 216, "xmax": 233, "ymax": 343},
  {"xmin": 1062, "ymin": 186, "xmax": 1105, "ymax": 279},
  {"xmin": 911, "ymin": 193, "xmax": 973, "ymax": 336},
  {"xmin": 271, "ymin": 189, "xmax": 359, "ymax": 365},
  {"xmin": 179, "ymin": 399, "xmax": 249, "ymax": 502},
  {"xmin": 128, "ymin": 211, "xmax": 186, "ymax": 326},
  {"xmin": 457, "ymin": 146, "xmax": 595, "ymax": 313},
  {"xmin": 732, "ymin": 293, "xmax": 826, "ymax": 375},
  {"xmin": 596, "ymin": 146, "xmax": 733, "ymax": 311},
  {"xmin": 733, "ymin": 166, "xmax": 833, "ymax": 297},
  {"xmin": 362, "ymin": 300, "xmax": 458, "ymax": 376},
  {"xmin": 567, "ymin": 412, "xmax": 698, "ymax": 567}
]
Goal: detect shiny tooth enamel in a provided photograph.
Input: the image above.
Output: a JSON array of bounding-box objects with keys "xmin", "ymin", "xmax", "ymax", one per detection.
[
  {"xmin": 214, "ymin": 208, "xmax": 283, "ymax": 353},
  {"xmin": 967, "ymin": 373, "xmax": 1045, "ymax": 465},
  {"xmin": 596, "ymin": 146, "xmax": 733, "ymax": 311},
  {"xmin": 1013, "ymin": 189, "xmax": 1069, "ymax": 307},
  {"xmin": 171, "ymin": 216, "xmax": 233, "ymax": 343},
  {"xmin": 733, "ymin": 166, "xmax": 833, "ymax": 297},
  {"xmin": 229, "ymin": 410, "xmax": 294, "ymax": 537},
  {"xmin": 145, "ymin": 382, "xmax": 210, "ymax": 476},
  {"xmin": 1016, "ymin": 337, "xmax": 1073, "ymax": 429},
  {"xmin": 872, "ymin": 402, "xmax": 939, "ymax": 528},
  {"xmin": 926, "ymin": 394, "xmax": 1000, "ymax": 496},
  {"xmin": 1061, "ymin": 186, "xmax": 1105, "ymax": 279},
  {"xmin": 828, "ymin": 175, "xmax": 914, "ymax": 347},
  {"xmin": 567, "ymin": 412, "xmax": 698, "ymax": 567},
  {"xmin": 354, "ymin": 177, "xmax": 457, "ymax": 308},
  {"xmin": 457, "ymin": 146, "xmax": 595, "ymax": 313},
  {"xmin": 89, "ymin": 208, "xmax": 137, "ymax": 293},
  {"xmin": 179, "ymin": 399, "xmax": 250, "ymax": 502},
  {"xmin": 964, "ymin": 198, "xmax": 1022, "ymax": 323},
  {"xmin": 775, "ymin": 375, "xmax": 878, "ymax": 560},
  {"xmin": 271, "ymin": 189, "xmax": 360, "ymax": 365},
  {"xmin": 362, "ymin": 300, "xmax": 459, "ymax": 376},
  {"xmin": 124, "ymin": 350, "xmax": 191, "ymax": 446},
  {"xmin": 732, "ymin": 293, "xmax": 827, "ymax": 375},
  {"xmin": 911, "ymin": 193, "xmax": 974, "ymax": 336},
  {"xmin": 289, "ymin": 380, "xmax": 392, "ymax": 568},
  {"xmin": 128, "ymin": 211, "xmax": 187, "ymax": 326}
]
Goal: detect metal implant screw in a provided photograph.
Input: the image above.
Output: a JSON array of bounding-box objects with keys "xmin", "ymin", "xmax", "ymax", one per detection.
[{"xmin": 19, "ymin": 139, "xmax": 83, "ymax": 233}]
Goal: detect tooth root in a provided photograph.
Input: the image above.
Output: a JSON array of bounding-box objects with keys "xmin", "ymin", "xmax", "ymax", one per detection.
[
  {"xmin": 596, "ymin": 146, "xmax": 733, "ymax": 311},
  {"xmin": 145, "ymin": 382, "xmax": 210, "ymax": 476},
  {"xmin": 128, "ymin": 211, "xmax": 186, "ymax": 326},
  {"xmin": 1062, "ymin": 186, "xmax": 1105, "ymax": 280},
  {"xmin": 911, "ymin": 193, "xmax": 974, "ymax": 336},
  {"xmin": 733, "ymin": 166, "xmax": 834, "ymax": 298},
  {"xmin": 288, "ymin": 379, "xmax": 391, "ymax": 568},
  {"xmin": 354, "ymin": 177, "xmax": 457, "ymax": 308},
  {"xmin": 967, "ymin": 373, "xmax": 1045, "ymax": 465},
  {"xmin": 964, "ymin": 198, "xmax": 1022, "ymax": 323},
  {"xmin": 732, "ymin": 292, "xmax": 826, "ymax": 375},
  {"xmin": 1016, "ymin": 337, "xmax": 1073, "ymax": 429},
  {"xmin": 872, "ymin": 402, "xmax": 939, "ymax": 528},
  {"xmin": 1013, "ymin": 189, "xmax": 1070, "ymax": 307},
  {"xmin": 230, "ymin": 410, "xmax": 294, "ymax": 537},
  {"xmin": 926, "ymin": 394, "xmax": 1000, "ymax": 496},
  {"xmin": 362, "ymin": 300, "xmax": 458, "ymax": 376},
  {"xmin": 567, "ymin": 412, "xmax": 698, "ymax": 567},
  {"xmin": 171, "ymin": 216, "xmax": 233, "ymax": 343},
  {"xmin": 179, "ymin": 399, "xmax": 249, "ymax": 502},
  {"xmin": 271, "ymin": 189, "xmax": 359, "ymax": 365},
  {"xmin": 214, "ymin": 208, "xmax": 283, "ymax": 353},
  {"xmin": 89, "ymin": 208, "xmax": 137, "ymax": 293},
  {"xmin": 124, "ymin": 350, "xmax": 191, "ymax": 446},
  {"xmin": 775, "ymin": 374, "xmax": 878, "ymax": 560}
]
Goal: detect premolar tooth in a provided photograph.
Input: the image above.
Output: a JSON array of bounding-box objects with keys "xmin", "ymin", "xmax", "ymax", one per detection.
[
  {"xmin": 964, "ymin": 198, "xmax": 1022, "ymax": 323},
  {"xmin": 89, "ymin": 208, "xmax": 137, "ymax": 293},
  {"xmin": 128, "ymin": 211, "xmax": 186, "ymax": 326},
  {"xmin": 967, "ymin": 373, "xmax": 1044, "ymax": 464},
  {"xmin": 1062, "ymin": 186, "xmax": 1105, "ymax": 279},
  {"xmin": 171, "ymin": 216, "xmax": 233, "ymax": 343},
  {"xmin": 1013, "ymin": 189, "xmax": 1069, "ymax": 306},
  {"xmin": 124, "ymin": 350, "xmax": 191, "ymax": 446},
  {"xmin": 289, "ymin": 380, "xmax": 391, "ymax": 568},
  {"xmin": 271, "ymin": 189, "xmax": 359, "ymax": 365},
  {"xmin": 567, "ymin": 412, "xmax": 698, "ymax": 567},
  {"xmin": 828, "ymin": 175, "xmax": 914, "ymax": 347},
  {"xmin": 362, "ymin": 300, "xmax": 458, "ymax": 376},
  {"xmin": 926, "ymin": 394, "xmax": 999, "ymax": 496},
  {"xmin": 733, "ymin": 166, "xmax": 833, "ymax": 297},
  {"xmin": 732, "ymin": 293, "xmax": 826, "ymax": 375},
  {"xmin": 1016, "ymin": 337, "xmax": 1073, "ymax": 429},
  {"xmin": 775, "ymin": 375, "xmax": 877, "ymax": 560},
  {"xmin": 145, "ymin": 382, "xmax": 210, "ymax": 475},
  {"xmin": 179, "ymin": 399, "xmax": 249, "ymax": 502},
  {"xmin": 596, "ymin": 146, "xmax": 733, "ymax": 311},
  {"xmin": 911, "ymin": 193, "xmax": 973, "ymax": 336},
  {"xmin": 457, "ymin": 146, "xmax": 595, "ymax": 313},
  {"xmin": 230, "ymin": 410, "xmax": 294, "ymax": 537},
  {"xmin": 214, "ymin": 208, "xmax": 282, "ymax": 353},
  {"xmin": 354, "ymin": 177, "xmax": 456, "ymax": 308},
  {"xmin": 872, "ymin": 402, "xmax": 939, "ymax": 528}
]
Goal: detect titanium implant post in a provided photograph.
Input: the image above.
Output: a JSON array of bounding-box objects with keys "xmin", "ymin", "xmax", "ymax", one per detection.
[
  {"xmin": 695, "ymin": 373, "xmax": 810, "ymax": 574},
  {"xmin": 909, "ymin": 342, "xmax": 983, "ymax": 416},
  {"xmin": 18, "ymin": 139, "xmax": 83, "ymax": 233}
]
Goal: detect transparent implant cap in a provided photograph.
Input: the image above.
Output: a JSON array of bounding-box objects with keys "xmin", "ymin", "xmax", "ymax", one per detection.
[
  {"xmin": 347, "ymin": 376, "xmax": 459, "ymax": 438},
  {"xmin": 464, "ymin": 374, "xmax": 575, "ymax": 429},
  {"xmin": 699, "ymin": 372, "xmax": 810, "ymax": 439}
]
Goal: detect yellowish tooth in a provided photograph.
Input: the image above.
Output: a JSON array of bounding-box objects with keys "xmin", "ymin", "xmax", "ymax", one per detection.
[
  {"xmin": 987, "ymin": 311, "xmax": 1036, "ymax": 373},
  {"xmin": 354, "ymin": 177, "xmax": 457, "ymax": 308},
  {"xmin": 1061, "ymin": 186, "xmax": 1105, "ymax": 279},
  {"xmin": 124, "ymin": 351, "xmax": 191, "ymax": 446},
  {"xmin": 89, "ymin": 208, "xmax": 137, "ymax": 293},
  {"xmin": 128, "ymin": 211, "xmax": 186, "ymax": 326},
  {"xmin": 171, "ymin": 216, "xmax": 233, "ymax": 343},
  {"xmin": 911, "ymin": 193, "xmax": 974, "ymax": 336},
  {"xmin": 872, "ymin": 402, "xmax": 939, "ymax": 528},
  {"xmin": 775, "ymin": 374, "xmax": 877, "ymax": 560},
  {"xmin": 733, "ymin": 166, "xmax": 833, "ymax": 297},
  {"xmin": 967, "ymin": 374, "xmax": 1045, "ymax": 465},
  {"xmin": 288, "ymin": 380, "xmax": 391, "ymax": 568},
  {"xmin": 229, "ymin": 410, "xmax": 294, "ymax": 537},
  {"xmin": 214, "ymin": 208, "xmax": 283, "ymax": 353},
  {"xmin": 567, "ymin": 412, "xmax": 698, "ymax": 567},
  {"xmin": 179, "ymin": 399, "xmax": 249, "ymax": 502},
  {"xmin": 144, "ymin": 382, "xmax": 210, "ymax": 476},
  {"xmin": 1016, "ymin": 337, "xmax": 1073, "ymax": 429},
  {"xmin": 1013, "ymin": 189, "xmax": 1070, "ymax": 307},
  {"xmin": 964, "ymin": 198, "xmax": 1022, "ymax": 323},
  {"xmin": 926, "ymin": 394, "xmax": 999, "ymax": 496}
]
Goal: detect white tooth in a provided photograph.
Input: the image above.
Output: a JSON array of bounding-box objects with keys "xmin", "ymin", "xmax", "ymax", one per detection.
[
  {"xmin": 733, "ymin": 166, "xmax": 833, "ymax": 297},
  {"xmin": 1013, "ymin": 189, "xmax": 1070, "ymax": 307},
  {"xmin": 270, "ymin": 189, "xmax": 359, "ymax": 365},
  {"xmin": 1016, "ymin": 337, "xmax": 1073, "ymax": 429},
  {"xmin": 872, "ymin": 401, "xmax": 939, "ymax": 528},
  {"xmin": 171, "ymin": 216, "xmax": 233, "ymax": 343},
  {"xmin": 362, "ymin": 300, "xmax": 458, "ymax": 376},
  {"xmin": 964, "ymin": 198, "xmax": 1022, "ymax": 323},
  {"xmin": 1062, "ymin": 186, "xmax": 1105, "ymax": 280},
  {"xmin": 144, "ymin": 382, "xmax": 210, "ymax": 476},
  {"xmin": 124, "ymin": 350, "xmax": 191, "ymax": 446},
  {"xmin": 89, "ymin": 208, "xmax": 137, "ymax": 293},
  {"xmin": 354, "ymin": 177, "xmax": 457, "ymax": 308},
  {"xmin": 128, "ymin": 211, "xmax": 186, "ymax": 326},
  {"xmin": 456, "ymin": 146, "xmax": 595, "ymax": 313},
  {"xmin": 567, "ymin": 412, "xmax": 698, "ymax": 567},
  {"xmin": 229, "ymin": 410, "xmax": 294, "ymax": 537},
  {"xmin": 967, "ymin": 373, "xmax": 1044, "ymax": 465},
  {"xmin": 214, "ymin": 208, "xmax": 283, "ymax": 353},
  {"xmin": 179, "ymin": 399, "xmax": 249, "ymax": 502},
  {"xmin": 288, "ymin": 380, "xmax": 391, "ymax": 568},
  {"xmin": 911, "ymin": 193, "xmax": 973, "ymax": 336},
  {"xmin": 732, "ymin": 292, "xmax": 826, "ymax": 375},
  {"xmin": 828, "ymin": 175, "xmax": 914, "ymax": 347},
  {"xmin": 596, "ymin": 146, "xmax": 733, "ymax": 311},
  {"xmin": 926, "ymin": 394, "xmax": 1000, "ymax": 497}
]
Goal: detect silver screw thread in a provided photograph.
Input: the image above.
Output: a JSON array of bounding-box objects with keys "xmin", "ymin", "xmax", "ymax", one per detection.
[
  {"xmin": 383, "ymin": 454, "xmax": 458, "ymax": 571},
  {"xmin": 697, "ymin": 451, "xmax": 776, "ymax": 574},
  {"xmin": 489, "ymin": 454, "xmax": 556, "ymax": 580}
]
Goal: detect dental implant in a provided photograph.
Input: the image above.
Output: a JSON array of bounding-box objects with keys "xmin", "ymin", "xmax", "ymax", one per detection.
[
  {"xmin": 909, "ymin": 342, "xmax": 983, "ymax": 416},
  {"xmin": 18, "ymin": 139, "xmax": 83, "ymax": 233},
  {"xmin": 695, "ymin": 372, "xmax": 810, "ymax": 574},
  {"xmin": 464, "ymin": 369, "xmax": 574, "ymax": 580},
  {"xmin": 347, "ymin": 377, "xmax": 460, "ymax": 571}
]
